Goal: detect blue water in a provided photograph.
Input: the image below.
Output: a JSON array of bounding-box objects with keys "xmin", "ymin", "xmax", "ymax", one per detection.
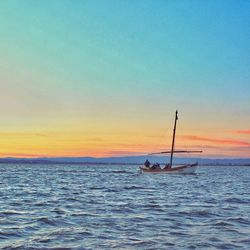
[{"xmin": 0, "ymin": 164, "xmax": 249, "ymax": 249}]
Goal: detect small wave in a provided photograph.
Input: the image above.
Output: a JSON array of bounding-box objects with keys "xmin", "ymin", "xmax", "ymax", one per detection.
[
  {"xmin": 37, "ymin": 217, "xmax": 57, "ymax": 226},
  {"xmin": 0, "ymin": 230, "xmax": 22, "ymax": 238},
  {"xmin": 223, "ymin": 228, "xmax": 242, "ymax": 234},
  {"xmin": 33, "ymin": 202, "xmax": 47, "ymax": 207},
  {"xmin": 1, "ymin": 245, "xmax": 24, "ymax": 250},
  {"xmin": 70, "ymin": 212, "xmax": 101, "ymax": 217},
  {"xmin": 128, "ymin": 239, "xmax": 157, "ymax": 247},
  {"xmin": 0, "ymin": 211, "xmax": 26, "ymax": 216},
  {"xmin": 208, "ymin": 237, "xmax": 221, "ymax": 243},
  {"xmin": 229, "ymin": 217, "xmax": 250, "ymax": 225},
  {"xmin": 36, "ymin": 237, "xmax": 52, "ymax": 243},
  {"xmin": 76, "ymin": 230, "xmax": 93, "ymax": 236},
  {"xmin": 123, "ymin": 185, "xmax": 143, "ymax": 190},
  {"xmin": 130, "ymin": 216, "xmax": 147, "ymax": 223},
  {"xmin": 52, "ymin": 208, "xmax": 67, "ymax": 215},
  {"xmin": 58, "ymin": 169, "xmax": 95, "ymax": 174},
  {"xmin": 89, "ymin": 186, "xmax": 104, "ymax": 190},
  {"xmin": 143, "ymin": 204, "xmax": 165, "ymax": 212},
  {"xmin": 8, "ymin": 202, "xmax": 22, "ymax": 206},
  {"xmin": 102, "ymin": 170, "xmax": 132, "ymax": 174},
  {"xmin": 238, "ymin": 238, "xmax": 250, "ymax": 244},
  {"xmin": 144, "ymin": 203, "xmax": 162, "ymax": 208},
  {"xmin": 104, "ymin": 188, "xmax": 121, "ymax": 193},
  {"xmin": 214, "ymin": 220, "xmax": 233, "ymax": 227},
  {"xmin": 224, "ymin": 197, "xmax": 249, "ymax": 204},
  {"xmin": 110, "ymin": 207, "xmax": 134, "ymax": 214},
  {"xmin": 66, "ymin": 197, "xmax": 79, "ymax": 202},
  {"xmin": 72, "ymin": 191, "xmax": 81, "ymax": 195},
  {"xmin": 179, "ymin": 210, "xmax": 215, "ymax": 217},
  {"xmin": 195, "ymin": 242, "xmax": 216, "ymax": 248},
  {"xmin": 213, "ymin": 243, "xmax": 243, "ymax": 249},
  {"xmin": 169, "ymin": 231, "xmax": 190, "ymax": 237},
  {"xmin": 112, "ymin": 170, "xmax": 130, "ymax": 173}
]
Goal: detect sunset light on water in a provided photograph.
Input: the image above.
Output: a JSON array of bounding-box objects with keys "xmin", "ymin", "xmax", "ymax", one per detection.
[{"xmin": 0, "ymin": 1, "xmax": 250, "ymax": 249}]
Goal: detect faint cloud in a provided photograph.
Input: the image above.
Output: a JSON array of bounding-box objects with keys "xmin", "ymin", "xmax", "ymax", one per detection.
[
  {"xmin": 233, "ymin": 130, "xmax": 250, "ymax": 135},
  {"xmin": 35, "ymin": 133, "xmax": 47, "ymax": 137},
  {"xmin": 0, "ymin": 153, "xmax": 47, "ymax": 158},
  {"xmin": 182, "ymin": 135, "xmax": 250, "ymax": 146},
  {"xmin": 105, "ymin": 150, "xmax": 146, "ymax": 156},
  {"xmin": 0, "ymin": 132, "xmax": 47, "ymax": 137}
]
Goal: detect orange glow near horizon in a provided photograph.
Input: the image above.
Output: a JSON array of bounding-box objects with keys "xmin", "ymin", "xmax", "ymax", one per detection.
[
  {"xmin": 0, "ymin": 1, "xmax": 249, "ymax": 160},
  {"xmin": 0, "ymin": 127, "xmax": 249, "ymax": 158}
]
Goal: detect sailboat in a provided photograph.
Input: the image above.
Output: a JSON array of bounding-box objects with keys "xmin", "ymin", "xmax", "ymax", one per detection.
[{"xmin": 139, "ymin": 110, "xmax": 202, "ymax": 174}]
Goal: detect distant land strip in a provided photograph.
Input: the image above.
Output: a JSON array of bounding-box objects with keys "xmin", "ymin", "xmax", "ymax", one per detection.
[{"xmin": 0, "ymin": 156, "xmax": 249, "ymax": 166}]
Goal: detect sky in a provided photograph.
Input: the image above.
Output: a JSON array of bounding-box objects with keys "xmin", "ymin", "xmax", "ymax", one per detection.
[{"xmin": 0, "ymin": 0, "xmax": 249, "ymax": 158}]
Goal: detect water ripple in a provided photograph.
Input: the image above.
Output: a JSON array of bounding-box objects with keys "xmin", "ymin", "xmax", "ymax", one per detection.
[{"xmin": 0, "ymin": 164, "xmax": 249, "ymax": 249}]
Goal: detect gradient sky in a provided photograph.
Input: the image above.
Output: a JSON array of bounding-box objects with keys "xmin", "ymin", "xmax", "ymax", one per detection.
[{"xmin": 0, "ymin": 0, "xmax": 249, "ymax": 158}]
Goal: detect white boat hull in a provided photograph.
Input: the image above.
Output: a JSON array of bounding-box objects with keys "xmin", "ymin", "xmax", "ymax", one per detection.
[{"xmin": 139, "ymin": 163, "xmax": 198, "ymax": 174}]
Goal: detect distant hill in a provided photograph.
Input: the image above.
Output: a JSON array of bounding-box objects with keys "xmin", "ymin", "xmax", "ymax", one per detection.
[{"xmin": 0, "ymin": 156, "xmax": 250, "ymax": 166}]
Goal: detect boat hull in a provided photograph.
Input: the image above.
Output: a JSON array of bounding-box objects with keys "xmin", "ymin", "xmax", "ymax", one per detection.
[{"xmin": 139, "ymin": 163, "xmax": 198, "ymax": 174}]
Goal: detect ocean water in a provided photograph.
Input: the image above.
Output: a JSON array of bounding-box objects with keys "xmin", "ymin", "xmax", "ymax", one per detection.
[{"xmin": 0, "ymin": 164, "xmax": 249, "ymax": 250}]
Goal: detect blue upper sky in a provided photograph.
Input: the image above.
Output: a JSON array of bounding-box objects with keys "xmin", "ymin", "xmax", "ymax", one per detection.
[{"xmin": 0, "ymin": 0, "xmax": 249, "ymax": 157}]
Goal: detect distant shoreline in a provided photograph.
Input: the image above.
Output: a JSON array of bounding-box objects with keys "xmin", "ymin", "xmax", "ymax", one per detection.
[
  {"xmin": 0, "ymin": 160, "xmax": 249, "ymax": 167},
  {"xmin": 0, "ymin": 155, "xmax": 250, "ymax": 166}
]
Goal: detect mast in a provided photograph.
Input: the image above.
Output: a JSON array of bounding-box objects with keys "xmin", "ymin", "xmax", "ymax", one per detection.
[{"xmin": 170, "ymin": 110, "xmax": 178, "ymax": 168}]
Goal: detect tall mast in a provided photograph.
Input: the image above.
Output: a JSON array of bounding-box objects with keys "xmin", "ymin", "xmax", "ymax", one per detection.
[{"xmin": 170, "ymin": 110, "xmax": 178, "ymax": 168}]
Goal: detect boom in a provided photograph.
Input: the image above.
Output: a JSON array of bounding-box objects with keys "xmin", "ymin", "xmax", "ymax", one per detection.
[{"xmin": 149, "ymin": 150, "xmax": 202, "ymax": 155}]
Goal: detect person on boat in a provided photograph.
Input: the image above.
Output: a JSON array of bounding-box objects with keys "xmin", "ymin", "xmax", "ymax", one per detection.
[
  {"xmin": 156, "ymin": 163, "xmax": 161, "ymax": 169},
  {"xmin": 151, "ymin": 163, "xmax": 161, "ymax": 170},
  {"xmin": 164, "ymin": 163, "xmax": 171, "ymax": 169},
  {"xmin": 144, "ymin": 159, "xmax": 150, "ymax": 168}
]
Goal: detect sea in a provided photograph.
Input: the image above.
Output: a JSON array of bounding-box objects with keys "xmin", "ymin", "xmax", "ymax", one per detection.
[{"xmin": 0, "ymin": 164, "xmax": 249, "ymax": 250}]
